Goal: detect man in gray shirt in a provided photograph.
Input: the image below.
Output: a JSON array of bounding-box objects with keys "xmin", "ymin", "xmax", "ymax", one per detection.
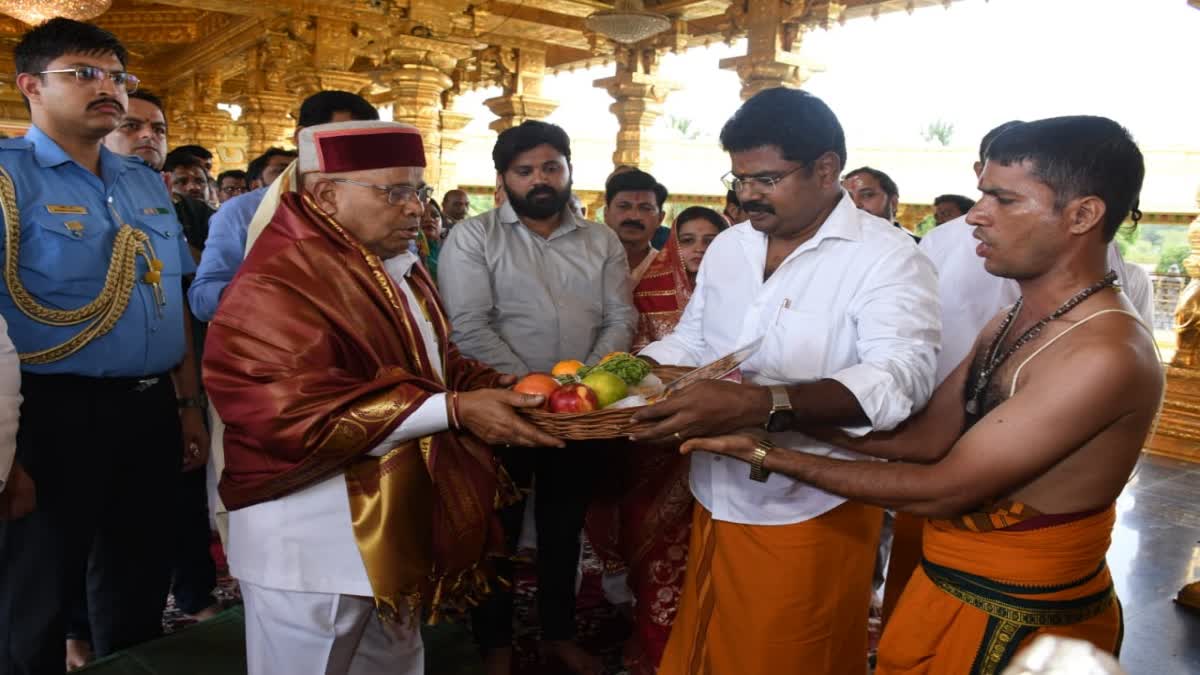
[{"xmin": 439, "ymin": 121, "xmax": 635, "ymax": 675}]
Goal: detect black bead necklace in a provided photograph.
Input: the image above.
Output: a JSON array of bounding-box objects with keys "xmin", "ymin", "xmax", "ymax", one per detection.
[{"xmin": 966, "ymin": 270, "xmax": 1120, "ymax": 416}]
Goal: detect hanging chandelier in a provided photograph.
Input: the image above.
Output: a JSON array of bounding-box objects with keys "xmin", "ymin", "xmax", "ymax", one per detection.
[
  {"xmin": 585, "ymin": 0, "xmax": 671, "ymax": 45},
  {"xmin": 0, "ymin": 0, "xmax": 112, "ymax": 25}
]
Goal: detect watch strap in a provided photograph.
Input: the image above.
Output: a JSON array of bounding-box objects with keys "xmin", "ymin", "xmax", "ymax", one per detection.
[{"xmin": 749, "ymin": 438, "xmax": 774, "ymax": 482}]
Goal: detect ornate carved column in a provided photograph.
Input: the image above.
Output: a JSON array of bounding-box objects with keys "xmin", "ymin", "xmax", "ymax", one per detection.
[
  {"xmin": 239, "ymin": 32, "xmax": 300, "ymax": 158},
  {"xmin": 438, "ymin": 99, "xmax": 473, "ymax": 193},
  {"xmin": 284, "ymin": 16, "xmax": 373, "ymax": 100},
  {"xmin": 719, "ymin": 0, "xmax": 833, "ymax": 99},
  {"xmin": 1147, "ymin": 188, "xmax": 1200, "ymax": 462},
  {"xmin": 375, "ymin": 36, "xmax": 472, "ymax": 191},
  {"xmin": 594, "ymin": 45, "xmax": 677, "ymax": 171},
  {"xmin": 482, "ymin": 47, "xmax": 558, "ymax": 133},
  {"xmin": 189, "ymin": 67, "xmax": 238, "ymax": 172}
]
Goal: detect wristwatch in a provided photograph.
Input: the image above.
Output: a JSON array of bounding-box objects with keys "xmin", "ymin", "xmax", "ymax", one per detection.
[
  {"xmin": 764, "ymin": 385, "xmax": 794, "ymax": 433},
  {"xmin": 749, "ymin": 438, "xmax": 774, "ymax": 483},
  {"xmin": 177, "ymin": 396, "xmax": 206, "ymax": 409}
]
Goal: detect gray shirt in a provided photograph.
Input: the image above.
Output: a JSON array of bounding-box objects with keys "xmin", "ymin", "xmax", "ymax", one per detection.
[{"xmin": 438, "ymin": 202, "xmax": 637, "ymax": 375}]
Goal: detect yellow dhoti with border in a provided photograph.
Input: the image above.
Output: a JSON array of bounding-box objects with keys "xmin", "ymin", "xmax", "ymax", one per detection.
[
  {"xmin": 658, "ymin": 500, "xmax": 883, "ymax": 675},
  {"xmin": 877, "ymin": 503, "xmax": 1122, "ymax": 675}
]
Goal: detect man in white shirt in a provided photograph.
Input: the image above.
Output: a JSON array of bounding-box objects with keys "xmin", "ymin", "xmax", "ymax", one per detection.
[
  {"xmin": 629, "ymin": 87, "xmax": 941, "ymax": 675},
  {"xmin": 0, "ymin": 315, "xmax": 23, "ymax": 519},
  {"xmin": 203, "ymin": 121, "xmax": 562, "ymax": 675}
]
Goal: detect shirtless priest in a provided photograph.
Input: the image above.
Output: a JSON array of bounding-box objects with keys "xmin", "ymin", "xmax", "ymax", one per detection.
[
  {"xmin": 682, "ymin": 116, "xmax": 1163, "ymax": 675},
  {"xmin": 203, "ymin": 120, "xmax": 562, "ymax": 675}
]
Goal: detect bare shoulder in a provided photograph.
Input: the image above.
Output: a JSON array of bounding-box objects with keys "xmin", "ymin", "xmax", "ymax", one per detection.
[{"xmin": 1036, "ymin": 310, "xmax": 1163, "ymax": 408}]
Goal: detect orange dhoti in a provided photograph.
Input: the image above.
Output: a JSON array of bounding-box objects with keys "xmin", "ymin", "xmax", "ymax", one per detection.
[
  {"xmin": 877, "ymin": 505, "xmax": 1122, "ymax": 675},
  {"xmin": 658, "ymin": 500, "xmax": 883, "ymax": 675},
  {"xmin": 881, "ymin": 511, "xmax": 925, "ymax": 625}
]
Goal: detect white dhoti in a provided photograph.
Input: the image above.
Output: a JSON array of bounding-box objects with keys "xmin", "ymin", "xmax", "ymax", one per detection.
[{"xmin": 241, "ymin": 581, "xmax": 423, "ymax": 675}]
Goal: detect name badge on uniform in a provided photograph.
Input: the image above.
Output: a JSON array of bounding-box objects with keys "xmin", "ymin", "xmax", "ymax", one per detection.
[
  {"xmin": 143, "ymin": 207, "xmax": 171, "ymax": 215},
  {"xmin": 63, "ymin": 220, "xmax": 85, "ymax": 238},
  {"xmin": 46, "ymin": 204, "xmax": 88, "ymax": 215}
]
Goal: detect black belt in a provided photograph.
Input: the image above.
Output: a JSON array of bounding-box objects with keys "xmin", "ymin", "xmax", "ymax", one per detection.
[{"xmin": 21, "ymin": 371, "xmax": 169, "ymax": 393}]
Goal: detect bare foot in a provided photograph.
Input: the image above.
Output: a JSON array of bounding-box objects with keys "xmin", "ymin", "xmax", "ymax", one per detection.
[
  {"xmin": 482, "ymin": 646, "xmax": 514, "ymax": 675},
  {"xmin": 65, "ymin": 639, "xmax": 92, "ymax": 671},
  {"xmin": 542, "ymin": 640, "xmax": 603, "ymax": 675},
  {"xmin": 186, "ymin": 602, "xmax": 222, "ymax": 622}
]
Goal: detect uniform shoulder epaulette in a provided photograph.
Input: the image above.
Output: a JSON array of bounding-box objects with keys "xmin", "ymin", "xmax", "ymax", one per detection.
[{"xmin": 0, "ymin": 137, "xmax": 33, "ymax": 152}]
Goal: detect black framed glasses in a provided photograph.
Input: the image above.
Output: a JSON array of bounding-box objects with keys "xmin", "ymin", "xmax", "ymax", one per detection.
[
  {"xmin": 39, "ymin": 66, "xmax": 140, "ymax": 92},
  {"xmin": 330, "ymin": 178, "xmax": 433, "ymax": 206},
  {"xmin": 721, "ymin": 166, "xmax": 805, "ymax": 193}
]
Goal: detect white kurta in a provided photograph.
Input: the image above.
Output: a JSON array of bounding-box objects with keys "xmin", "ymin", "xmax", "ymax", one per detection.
[
  {"xmin": 919, "ymin": 215, "xmax": 1154, "ymax": 385},
  {"xmin": 0, "ymin": 314, "xmax": 19, "ymax": 494},
  {"xmin": 640, "ymin": 192, "xmax": 941, "ymax": 526},
  {"xmin": 228, "ymin": 251, "xmax": 448, "ymax": 597}
]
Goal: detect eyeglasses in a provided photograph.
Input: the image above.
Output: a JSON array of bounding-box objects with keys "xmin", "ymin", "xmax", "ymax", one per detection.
[
  {"xmin": 219, "ymin": 185, "xmax": 248, "ymax": 195},
  {"xmin": 721, "ymin": 166, "xmax": 805, "ymax": 194},
  {"xmin": 39, "ymin": 66, "xmax": 140, "ymax": 92},
  {"xmin": 330, "ymin": 178, "xmax": 433, "ymax": 206}
]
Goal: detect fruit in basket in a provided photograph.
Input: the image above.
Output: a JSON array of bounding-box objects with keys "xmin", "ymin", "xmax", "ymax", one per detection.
[
  {"xmin": 551, "ymin": 359, "xmax": 585, "ymax": 377},
  {"xmin": 514, "ymin": 373, "xmax": 559, "ymax": 408},
  {"xmin": 581, "ymin": 371, "xmax": 627, "ymax": 408},
  {"xmin": 599, "ymin": 352, "xmax": 625, "ymax": 364},
  {"xmin": 548, "ymin": 383, "xmax": 600, "ymax": 413}
]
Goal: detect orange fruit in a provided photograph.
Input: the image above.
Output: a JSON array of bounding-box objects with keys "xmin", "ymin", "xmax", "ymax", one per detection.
[
  {"xmin": 514, "ymin": 373, "xmax": 559, "ymax": 407},
  {"xmin": 599, "ymin": 352, "xmax": 628, "ymax": 364},
  {"xmin": 551, "ymin": 359, "xmax": 585, "ymax": 377}
]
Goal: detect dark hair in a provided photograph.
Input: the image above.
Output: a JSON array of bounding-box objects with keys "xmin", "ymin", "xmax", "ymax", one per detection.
[
  {"xmin": 978, "ymin": 120, "xmax": 1024, "ymax": 163},
  {"xmin": 426, "ymin": 198, "xmax": 443, "ymax": 220},
  {"xmin": 172, "ymin": 144, "xmax": 212, "ymax": 161},
  {"xmin": 162, "ymin": 151, "xmax": 205, "ymax": 174},
  {"xmin": 15, "ymin": 18, "xmax": 127, "ymax": 78},
  {"xmin": 674, "ymin": 206, "xmax": 729, "ymax": 234},
  {"xmin": 493, "ymin": 120, "xmax": 571, "ymax": 173},
  {"xmin": 720, "ymin": 87, "xmax": 846, "ymax": 170},
  {"xmin": 245, "ymin": 147, "xmax": 295, "ymax": 183},
  {"xmin": 217, "ymin": 169, "xmax": 247, "ymax": 184},
  {"xmin": 934, "ymin": 194, "xmax": 976, "ymax": 213},
  {"xmin": 725, "ymin": 189, "xmax": 740, "ymax": 207},
  {"xmin": 297, "ymin": 90, "xmax": 378, "ymax": 128},
  {"xmin": 128, "ymin": 89, "xmax": 165, "ymax": 116},
  {"xmin": 844, "ymin": 166, "xmax": 899, "ymax": 199},
  {"xmin": 605, "ymin": 169, "xmax": 668, "ymax": 208},
  {"xmin": 985, "ymin": 115, "xmax": 1144, "ymax": 241}
]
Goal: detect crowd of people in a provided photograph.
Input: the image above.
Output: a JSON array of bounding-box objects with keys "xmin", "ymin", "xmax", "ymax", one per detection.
[{"xmin": 0, "ymin": 16, "xmax": 1168, "ymax": 675}]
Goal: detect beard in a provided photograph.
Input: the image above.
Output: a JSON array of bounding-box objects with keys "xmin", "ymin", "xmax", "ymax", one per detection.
[{"xmin": 505, "ymin": 179, "xmax": 573, "ymax": 220}]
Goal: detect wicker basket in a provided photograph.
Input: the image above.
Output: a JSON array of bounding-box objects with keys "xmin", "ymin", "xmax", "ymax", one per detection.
[{"xmin": 519, "ymin": 366, "xmax": 691, "ymax": 440}]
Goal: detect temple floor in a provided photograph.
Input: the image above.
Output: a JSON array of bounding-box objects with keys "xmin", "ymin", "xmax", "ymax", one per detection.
[{"xmin": 78, "ymin": 452, "xmax": 1200, "ymax": 674}]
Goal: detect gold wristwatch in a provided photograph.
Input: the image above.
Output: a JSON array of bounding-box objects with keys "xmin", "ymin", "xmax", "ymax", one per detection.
[
  {"xmin": 749, "ymin": 438, "xmax": 774, "ymax": 483},
  {"xmin": 765, "ymin": 384, "xmax": 794, "ymax": 433}
]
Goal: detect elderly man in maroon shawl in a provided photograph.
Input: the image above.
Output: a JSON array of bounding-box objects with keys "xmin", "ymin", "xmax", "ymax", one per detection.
[{"xmin": 203, "ymin": 120, "xmax": 561, "ymax": 675}]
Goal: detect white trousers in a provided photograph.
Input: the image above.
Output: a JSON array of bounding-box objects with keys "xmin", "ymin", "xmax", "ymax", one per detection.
[{"xmin": 241, "ymin": 581, "xmax": 424, "ymax": 675}]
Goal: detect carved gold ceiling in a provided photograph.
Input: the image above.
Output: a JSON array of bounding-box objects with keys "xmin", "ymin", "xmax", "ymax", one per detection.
[{"xmin": 0, "ymin": 0, "xmax": 958, "ymax": 96}]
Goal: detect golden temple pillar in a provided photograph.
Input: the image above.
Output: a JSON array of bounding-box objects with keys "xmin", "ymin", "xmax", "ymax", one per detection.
[
  {"xmin": 189, "ymin": 68, "xmax": 238, "ymax": 173},
  {"xmin": 239, "ymin": 32, "xmax": 300, "ymax": 158},
  {"xmin": 438, "ymin": 103, "xmax": 473, "ymax": 193},
  {"xmin": 376, "ymin": 37, "xmax": 472, "ymax": 192},
  {"xmin": 1147, "ymin": 189, "xmax": 1200, "ymax": 462},
  {"xmin": 284, "ymin": 16, "xmax": 373, "ymax": 100},
  {"xmin": 719, "ymin": 0, "xmax": 833, "ymax": 99},
  {"xmin": 482, "ymin": 47, "xmax": 558, "ymax": 133},
  {"xmin": 594, "ymin": 45, "xmax": 677, "ymax": 172}
]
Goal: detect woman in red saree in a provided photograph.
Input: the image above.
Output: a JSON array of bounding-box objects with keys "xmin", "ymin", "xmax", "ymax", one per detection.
[{"xmin": 588, "ymin": 206, "xmax": 727, "ymax": 675}]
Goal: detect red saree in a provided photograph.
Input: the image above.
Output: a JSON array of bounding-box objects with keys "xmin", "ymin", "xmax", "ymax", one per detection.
[
  {"xmin": 204, "ymin": 191, "xmax": 510, "ymax": 621},
  {"xmin": 589, "ymin": 233, "xmax": 695, "ymax": 674}
]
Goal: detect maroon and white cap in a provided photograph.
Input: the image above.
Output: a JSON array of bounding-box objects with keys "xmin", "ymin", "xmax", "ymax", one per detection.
[{"xmin": 297, "ymin": 120, "xmax": 426, "ymax": 174}]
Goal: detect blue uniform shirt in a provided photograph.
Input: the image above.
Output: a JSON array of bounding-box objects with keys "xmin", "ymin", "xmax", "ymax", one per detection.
[{"xmin": 0, "ymin": 125, "xmax": 196, "ymax": 377}]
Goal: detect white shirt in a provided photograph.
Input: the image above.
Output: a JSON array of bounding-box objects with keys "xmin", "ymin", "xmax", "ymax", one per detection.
[
  {"xmin": 640, "ymin": 194, "xmax": 941, "ymax": 526},
  {"xmin": 0, "ymin": 315, "xmax": 19, "ymax": 494},
  {"xmin": 919, "ymin": 215, "xmax": 1154, "ymax": 385},
  {"xmin": 229, "ymin": 252, "xmax": 450, "ymax": 596}
]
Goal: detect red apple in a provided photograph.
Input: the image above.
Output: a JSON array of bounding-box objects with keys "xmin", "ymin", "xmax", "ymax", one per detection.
[{"xmin": 548, "ymin": 383, "xmax": 599, "ymax": 413}]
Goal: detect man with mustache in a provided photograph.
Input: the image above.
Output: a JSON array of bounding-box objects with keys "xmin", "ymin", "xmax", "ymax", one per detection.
[
  {"xmin": 628, "ymin": 88, "xmax": 940, "ymax": 675},
  {"xmin": 165, "ymin": 150, "xmax": 209, "ymax": 203},
  {"xmin": 0, "ymin": 18, "xmax": 207, "ymax": 673},
  {"xmin": 603, "ymin": 169, "xmax": 668, "ymax": 285},
  {"xmin": 438, "ymin": 120, "xmax": 636, "ymax": 675}
]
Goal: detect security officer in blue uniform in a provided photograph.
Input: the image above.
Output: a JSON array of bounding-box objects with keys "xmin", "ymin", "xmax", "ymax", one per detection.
[{"xmin": 0, "ymin": 18, "xmax": 208, "ymax": 674}]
